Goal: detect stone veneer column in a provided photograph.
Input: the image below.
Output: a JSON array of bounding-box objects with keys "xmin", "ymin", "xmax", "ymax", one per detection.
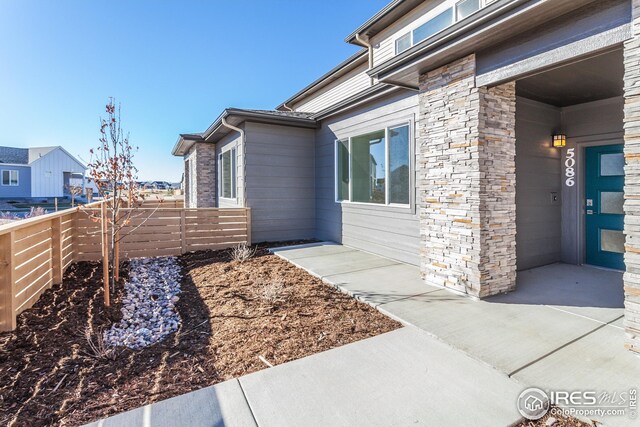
[
  {"xmin": 623, "ymin": 0, "xmax": 640, "ymax": 355},
  {"xmin": 418, "ymin": 54, "xmax": 517, "ymax": 298},
  {"xmin": 184, "ymin": 142, "xmax": 216, "ymax": 208}
]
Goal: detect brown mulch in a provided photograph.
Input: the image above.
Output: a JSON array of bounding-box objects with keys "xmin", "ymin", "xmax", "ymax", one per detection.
[
  {"xmin": 0, "ymin": 243, "xmax": 401, "ymax": 426},
  {"xmin": 516, "ymin": 409, "xmax": 595, "ymax": 427}
]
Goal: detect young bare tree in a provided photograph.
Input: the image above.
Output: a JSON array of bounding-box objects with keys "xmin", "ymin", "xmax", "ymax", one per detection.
[
  {"xmin": 87, "ymin": 98, "xmax": 144, "ymax": 302},
  {"xmin": 65, "ymin": 184, "xmax": 84, "ymax": 207}
]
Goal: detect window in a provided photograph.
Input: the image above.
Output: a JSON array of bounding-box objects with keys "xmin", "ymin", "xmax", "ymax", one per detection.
[
  {"xmin": 336, "ymin": 139, "xmax": 350, "ymax": 201},
  {"xmin": 413, "ymin": 8, "xmax": 454, "ymax": 45},
  {"xmin": 219, "ymin": 148, "xmax": 236, "ymax": 199},
  {"xmin": 395, "ymin": 32, "xmax": 412, "ymax": 54},
  {"xmin": 456, "ymin": 0, "xmax": 481, "ymax": 20},
  {"xmin": 1, "ymin": 170, "xmax": 18, "ymax": 186},
  {"xmin": 335, "ymin": 123, "xmax": 411, "ymax": 206},
  {"xmin": 395, "ymin": 0, "xmax": 494, "ymax": 55}
]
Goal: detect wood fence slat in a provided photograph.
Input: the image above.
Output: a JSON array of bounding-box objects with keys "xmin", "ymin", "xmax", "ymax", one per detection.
[
  {"xmin": 14, "ymin": 239, "xmax": 52, "ymax": 268},
  {"xmin": 51, "ymin": 217, "xmax": 63, "ymax": 285},
  {"xmin": 0, "ymin": 204, "xmax": 250, "ymax": 330},
  {"xmin": 0, "ymin": 232, "xmax": 16, "ymax": 331}
]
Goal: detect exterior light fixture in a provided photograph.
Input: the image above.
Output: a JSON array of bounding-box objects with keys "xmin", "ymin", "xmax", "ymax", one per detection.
[{"xmin": 552, "ymin": 134, "xmax": 566, "ymax": 148}]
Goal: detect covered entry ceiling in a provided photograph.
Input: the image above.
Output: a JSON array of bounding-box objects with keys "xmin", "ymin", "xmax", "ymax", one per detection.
[{"xmin": 516, "ymin": 49, "xmax": 623, "ymax": 107}]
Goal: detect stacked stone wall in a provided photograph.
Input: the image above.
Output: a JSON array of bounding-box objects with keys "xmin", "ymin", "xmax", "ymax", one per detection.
[{"xmin": 418, "ymin": 54, "xmax": 516, "ymax": 298}]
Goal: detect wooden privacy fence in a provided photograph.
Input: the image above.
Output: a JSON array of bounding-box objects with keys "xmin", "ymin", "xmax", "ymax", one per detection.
[{"xmin": 0, "ymin": 202, "xmax": 250, "ymax": 331}]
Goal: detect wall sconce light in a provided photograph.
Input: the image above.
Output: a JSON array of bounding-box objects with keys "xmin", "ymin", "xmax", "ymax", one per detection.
[{"xmin": 552, "ymin": 134, "xmax": 566, "ymax": 148}]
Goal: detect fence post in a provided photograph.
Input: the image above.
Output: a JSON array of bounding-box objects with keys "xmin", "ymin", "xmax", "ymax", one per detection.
[
  {"xmin": 0, "ymin": 231, "xmax": 16, "ymax": 331},
  {"xmin": 246, "ymin": 208, "xmax": 252, "ymax": 245},
  {"xmin": 180, "ymin": 210, "xmax": 186, "ymax": 254},
  {"xmin": 51, "ymin": 217, "xmax": 63, "ymax": 285}
]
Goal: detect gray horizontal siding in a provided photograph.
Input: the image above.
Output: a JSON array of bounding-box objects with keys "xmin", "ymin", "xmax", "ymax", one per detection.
[
  {"xmin": 0, "ymin": 165, "xmax": 31, "ymax": 198},
  {"xmin": 515, "ymin": 97, "xmax": 562, "ymax": 271},
  {"xmin": 315, "ymin": 90, "xmax": 420, "ymax": 265},
  {"xmin": 245, "ymin": 122, "xmax": 316, "ymax": 243}
]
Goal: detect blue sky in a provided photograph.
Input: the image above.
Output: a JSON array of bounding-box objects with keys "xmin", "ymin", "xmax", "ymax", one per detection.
[{"xmin": 0, "ymin": 0, "xmax": 389, "ymax": 181}]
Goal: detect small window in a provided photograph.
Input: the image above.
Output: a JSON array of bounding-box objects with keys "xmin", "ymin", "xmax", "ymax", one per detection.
[
  {"xmin": 395, "ymin": 32, "xmax": 412, "ymax": 54},
  {"xmin": 219, "ymin": 148, "xmax": 237, "ymax": 199},
  {"xmin": 335, "ymin": 123, "xmax": 411, "ymax": 206},
  {"xmin": 336, "ymin": 139, "xmax": 350, "ymax": 201},
  {"xmin": 413, "ymin": 8, "xmax": 454, "ymax": 45},
  {"xmin": 456, "ymin": 0, "xmax": 480, "ymax": 20},
  {"xmin": 1, "ymin": 170, "xmax": 18, "ymax": 186}
]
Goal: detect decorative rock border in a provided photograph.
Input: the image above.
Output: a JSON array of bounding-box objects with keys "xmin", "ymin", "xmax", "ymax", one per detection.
[{"xmin": 104, "ymin": 257, "xmax": 182, "ymax": 349}]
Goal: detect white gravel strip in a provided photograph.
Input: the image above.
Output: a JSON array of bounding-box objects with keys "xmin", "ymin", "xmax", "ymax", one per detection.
[{"xmin": 104, "ymin": 256, "xmax": 182, "ymax": 349}]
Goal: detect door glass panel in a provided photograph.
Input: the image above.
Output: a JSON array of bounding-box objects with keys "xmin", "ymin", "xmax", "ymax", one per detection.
[
  {"xmin": 601, "ymin": 229, "xmax": 625, "ymax": 253},
  {"xmin": 600, "ymin": 153, "xmax": 624, "ymax": 176},
  {"xmin": 601, "ymin": 191, "xmax": 624, "ymax": 214}
]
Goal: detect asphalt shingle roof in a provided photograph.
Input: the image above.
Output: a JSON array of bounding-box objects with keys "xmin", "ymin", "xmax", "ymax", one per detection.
[{"xmin": 0, "ymin": 146, "xmax": 28, "ymax": 164}]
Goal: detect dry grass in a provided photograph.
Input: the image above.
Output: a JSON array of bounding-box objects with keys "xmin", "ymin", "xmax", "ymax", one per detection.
[{"xmin": 230, "ymin": 242, "xmax": 257, "ymax": 263}]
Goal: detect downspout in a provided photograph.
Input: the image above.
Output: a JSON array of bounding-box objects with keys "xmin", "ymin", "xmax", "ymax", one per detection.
[
  {"xmin": 355, "ymin": 33, "xmax": 374, "ymax": 86},
  {"xmin": 221, "ymin": 117, "xmax": 248, "ymax": 209},
  {"xmin": 282, "ymin": 103, "xmax": 294, "ymax": 112}
]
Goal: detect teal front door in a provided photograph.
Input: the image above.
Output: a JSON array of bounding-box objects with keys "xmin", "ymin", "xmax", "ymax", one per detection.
[{"xmin": 585, "ymin": 144, "xmax": 625, "ymax": 270}]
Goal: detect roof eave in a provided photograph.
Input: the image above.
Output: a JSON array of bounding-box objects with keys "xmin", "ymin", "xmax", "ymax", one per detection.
[
  {"xmin": 171, "ymin": 134, "xmax": 203, "ymax": 157},
  {"xmin": 172, "ymin": 109, "xmax": 319, "ymax": 156},
  {"xmin": 345, "ymin": 0, "xmax": 422, "ymax": 45},
  {"xmin": 369, "ymin": 0, "xmax": 602, "ymax": 86}
]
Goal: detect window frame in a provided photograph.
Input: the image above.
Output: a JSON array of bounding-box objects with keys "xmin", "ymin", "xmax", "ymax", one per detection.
[
  {"xmin": 1, "ymin": 170, "xmax": 19, "ymax": 186},
  {"xmin": 394, "ymin": 32, "xmax": 412, "ymax": 55},
  {"xmin": 334, "ymin": 121, "xmax": 412, "ymax": 208},
  {"xmin": 218, "ymin": 147, "xmax": 237, "ymax": 200},
  {"xmin": 394, "ymin": 0, "xmax": 494, "ymax": 55}
]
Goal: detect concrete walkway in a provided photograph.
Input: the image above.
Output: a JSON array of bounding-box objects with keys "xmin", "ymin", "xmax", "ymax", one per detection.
[
  {"xmin": 272, "ymin": 242, "xmax": 638, "ymax": 427},
  {"xmin": 87, "ymin": 328, "xmax": 523, "ymax": 427},
  {"xmin": 87, "ymin": 242, "xmax": 638, "ymax": 427}
]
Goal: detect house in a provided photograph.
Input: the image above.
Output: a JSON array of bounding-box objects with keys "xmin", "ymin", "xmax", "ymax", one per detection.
[
  {"xmin": 173, "ymin": 0, "xmax": 640, "ymax": 354},
  {"xmin": 0, "ymin": 146, "xmax": 86, "ymax": 198}
]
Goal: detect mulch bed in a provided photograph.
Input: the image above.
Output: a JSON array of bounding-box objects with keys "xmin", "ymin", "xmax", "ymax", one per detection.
[
  {"xmin": 0, "ymin": 243, "xmax": 400, "ymax": 426},
  {"xmin": 517, "ymin": 410, "xmax": 594, "ymax": 427}
]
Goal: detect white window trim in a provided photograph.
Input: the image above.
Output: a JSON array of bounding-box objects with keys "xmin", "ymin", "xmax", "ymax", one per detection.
[
  {"xmin": 394, "ymin": 0, "xmax": 494, "ymax": 55},
  {"xmin": 218, "ymin": 147, "xmax": 237, "ymax": 201},
  {"xmin": 1, "ymin": 169, "xmax": 19, "ymax": 186},
  {"xmin": 334, "ymin": 121, "xmax": 412, "ymax": 208}
]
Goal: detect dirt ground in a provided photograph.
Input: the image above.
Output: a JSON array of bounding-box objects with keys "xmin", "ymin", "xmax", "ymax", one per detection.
[{"xmin": 0, "ymin": 243, "xmax": 400, "ymax": 426}]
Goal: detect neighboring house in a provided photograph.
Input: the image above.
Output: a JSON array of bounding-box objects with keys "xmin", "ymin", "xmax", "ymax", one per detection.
[
  {"xmin": 173, "ymin": 0, "xmax": 640, "ymax": 353},
  {"xmin": 0, "ymin": 146, "xmax": 86, "ymax": 198}
]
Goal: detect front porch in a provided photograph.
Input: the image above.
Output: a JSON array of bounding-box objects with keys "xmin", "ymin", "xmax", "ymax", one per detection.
[{"xmin": 272, "ymin": 242, "xmax": 635, "ymax": 426}]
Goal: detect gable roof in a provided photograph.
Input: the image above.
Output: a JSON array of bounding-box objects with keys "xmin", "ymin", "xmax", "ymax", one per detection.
[
  {"xmin": 30, "ymin": 146, "xmax": 86, "ymax": 170},
  {"xmin": 172, "ymin": 108, "xmax": 317, "ymax": 156},
  {"xmin": 0, "ymin": 145, "xmax": 86, "ymax": 170},
  {"xmin": 28, "ymin": 146, "xmax": 58, "ymax": 163},
  {"xmin": 0, "ymin": 146, "xmax": 29, "ymax": 164}
]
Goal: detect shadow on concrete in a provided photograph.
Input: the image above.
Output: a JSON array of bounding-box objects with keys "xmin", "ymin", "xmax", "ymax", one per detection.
[{"xmin": 488, "ymin": 262, "xmax": 624, "ymax": 309}]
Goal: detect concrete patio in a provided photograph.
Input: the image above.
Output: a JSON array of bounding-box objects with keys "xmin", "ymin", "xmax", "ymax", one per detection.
[{"xmin": 87, "ymin": 242, "xmax": 638, "ymax": 427}]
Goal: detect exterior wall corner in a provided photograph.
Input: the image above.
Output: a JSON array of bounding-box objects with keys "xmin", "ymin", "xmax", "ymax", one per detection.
[
  {"xmin": 622, "ymin": 0, "xmax": 640, "ymax": 355},
  {"xmin": 418, "ymin": 54, "xmax": 517, "ymax": 298},
  {"xmin": 184, "ymin": 142, "xmax": 216, "ymax": 208}
]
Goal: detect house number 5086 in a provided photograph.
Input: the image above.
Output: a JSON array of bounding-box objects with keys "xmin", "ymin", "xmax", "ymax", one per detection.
[{"xmin": 565, "ymin": 148, "xmax": 575, "ymax": 187}]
